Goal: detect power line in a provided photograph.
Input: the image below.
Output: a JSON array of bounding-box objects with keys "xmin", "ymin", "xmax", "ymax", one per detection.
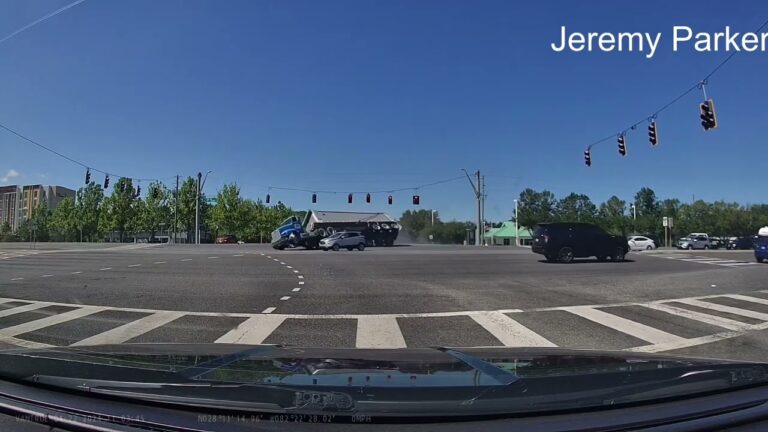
[
  {"xmin": 268, "ymin": 175, "xmax": 465, "ymax": 195},
  {"xmin": 0, "ymin": 0, "xmax": 88, "ymax": 46},
  {"xmin": 586, "ymin": 16, "xmax": 768, "ymax": 152},
  {"xmin": 0, "ymin": 121, "xmax": 161, "ymax": 182}
]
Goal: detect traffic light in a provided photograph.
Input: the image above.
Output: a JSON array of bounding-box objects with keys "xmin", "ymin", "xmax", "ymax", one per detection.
[
  {"xmin": 387, "ymin": 195, "xmax": 393, "ymax": 205},
  {"xmin": 412, "ymin": 195, "xmax": 420, "ymax": 205},
  {"xmin": 366, "ymin": 193, "xmax": 371, "ymax": 204},
  {"xmin": 617, "ymin": 135, "xmax": 627, "ymax": 157},
  {"xmin": 312, "ymin": 193, "xmax": 317, "ymax": 204},
  {"xmin": 135, "ymin": 185, "xmax": 141, "ymax": 198},
  {"xmin": 103, "ymin": 175, "xmax": 110, "ymax": 189},
  {"xmin": 265, "ymin": 193, "xmax": 270, "ymax": 204},
  {"xmin": 584, "ymin": 148, "xmax": 591, "ymax": 167},
  {"xmin": 85, "ymin": 169, "xmax": 91, "ymax": 184},
  {"xmin": 700, "ymin": 99, "xmax": 717, "ymax": 130},
  {"xmin": 648, "ymin": 121, "xmax": 658, "ymax": 146},
  {"xmin": 347, "ymin": 193, "xmax": 353, "ymax": 204}
]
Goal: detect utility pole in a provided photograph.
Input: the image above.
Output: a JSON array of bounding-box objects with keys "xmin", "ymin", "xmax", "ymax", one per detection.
[
  {"xmin": 481, "ymin": 175, "xmax": 486, "ymax": 246},
  {"xmin": 174, "ymin": 175, "xmax": 179, "ymax": 245},
  {"xmin": 514, "ymin": 199, "xmax": 519, "ymax": 247},
  {"xmin": 462, "ymin": 169, "xmax": 482, "ymax": 246},
  {"xmin": 195, "ymin": 172, "xmax": 201, "ymax": 245}
]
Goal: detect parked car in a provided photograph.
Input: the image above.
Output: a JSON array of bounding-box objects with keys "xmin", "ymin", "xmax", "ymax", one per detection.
[
  {"xmin": 757, "ymin": 237, "xmax": 768, "ymax": 263},
  {"xmin": 627, "ymin": 235, "xmax": 656, "ymax": 251},
  {"xmin": 677, "ymin": 236, "xmax": 710, "ymax": 250},
  {"xmin": 215, "ymin": 235, "xmax": 238, "ymax": 244},
  {"xmin": 728, "ymin": 236, "xmax": 756, "ymax": 250},
  {"xmin": 532, "ymin": 222, "xmax": 629, "ymax": 263},
  {"xmin": 708, "ymin": 237, "xmax": 724, "ymax": 249},
  {"xmin": 319, "ymin": 231, "xmax": 367, "ymax": 251}
]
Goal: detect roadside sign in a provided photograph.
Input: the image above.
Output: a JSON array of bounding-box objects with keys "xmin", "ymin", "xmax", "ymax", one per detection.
[
  {"xmin": 668, "ymin": 217, "xmax": 674, "ymax": 228},
  {"xmin": 662, "ymin": 217, "xmax": 668, "ymax": 227}
]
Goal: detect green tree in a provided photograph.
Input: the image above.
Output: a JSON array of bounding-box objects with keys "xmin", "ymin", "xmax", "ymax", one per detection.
[
  {"xmin": 76, "ymin": 182, "xmax": 104, "ymax": 242},
  {"xmin": 177, "ymin": 177, "xmax": 198, "ymax": 242},
  {"xmin": 139, "ymin": 181, "xmax": 171, "ymax": 240},
  {"xmin": 399, "ymin": 209, "xmax": 438, "ymax": 239},
  {"xmin": 48, "ymin": 197, "xmax": 78, "ymax": 241},
  {"xmin": 0, "ymin": 221, "xmax": 15, "ymax": 241},
  {"xmin": 555, "ymin": 193, "xmax": 597, "ymax": 223},
  {"xmin": 209, "ymin": 183, "xmax": 250, "ymax": 237},
  {"xmin": 517, "ymin": 188, "xmax": 556, "ymax": 230},
  {"xmin": 100, "ymin": 178, "xmax": 137, "ymax": 242},
  {"xmin": 597, "ymin": 195, "xmax": 627, "ymax": 234},
  {"xmin": 29, "ymin": 201, "xmax": 51, "ymax": 242}
]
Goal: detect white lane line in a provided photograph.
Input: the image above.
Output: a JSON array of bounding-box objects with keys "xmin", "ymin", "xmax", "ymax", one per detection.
[
  {"xmin": 99, "ymin": 267, "xmax": 112, "ymax": 271},
  {"xmin": 0, "ymin": 303, "xmax": 51, "ymax": 318},
  {"xmin": 643, "ymin": 303, "xmax": 751, "ymax": 331},
  {"xmin": 208, "ymin": 257, "xmax": 218, "ymax": 259},
  {"xmin": 286, "ymin": 266, "xmax": 293, "ymax": 269},
  {"xmin": 261, "ymin": 307, "xmax": 276, "ymax": 314},
  {"xmin": 721, "ymin": 262, "xmax": 757, "ymax": 267},
  {"xmin": 298, "ymin": 281, "xmax": 305, "ymax": 285},
  {"xmin": 280, "ymin": 296, "xmax": 291, "ymax": 301},
  {"xmin": 0, "ymin": 307, "xmax": 104, "ymax": 337},
  {"xmin": 564, "ymin": 306, "xmax": 686, "ymax": 345},
  {"xmin": 470, "ymin": 312, "xmax": 556, "ymax": 347},
  {"xmin": 10, "ymin": 278, "xmax": 24, "ymax": 281},
  {"xmin": 71, "ymin": 311, "xmax": 185, "ymax": 346},
  {"xmin": 233, "ymin": 254, "xmax": 243, "ymax": 257},
  {"xmin": 41, "ymin": 274, "xmax": 53, "ymax": 278},
  {"xmin": 675, "ymin": 298, "xmax": 768, "ymax": 321},
  {"xmin": 279, "ymin": 262, "xmax": 285, "ymax": 265},
  {"xmin": 128, "ymin": 264, "xmax": 142, "ymax": 267},
  {"xmin": 700, "ymin": 260, "xmax": 739, "ymax": 264},
  {"xmin": 272, "ymin": 258, "xmax": 279, "ymax": 262},
  {"xmin": 293, "ymin": 270, "xmax": 299, "ymax": 273},
  {"xmin": 71, "ymin": 271, "xmax": 82, "ymax": 275},
  {"xmin": 154, "ymin": 261, "xmax": 167, "ymax": 264},
  {"xmin": 215, "ymin": 315, "xmax": 286, "ymax": 344},
  {"xmin": 356, "ymin": 316, "xmax": 406, "ymax": 348},
  {"xmin": 181, "ymin": 258, "xmax": 192, "ymax": 262},
  {"xmin": 266, "ymin": 256, "xmax": 271, "ymax": 258},
  {"xmin": 292, "ymin": 288, "xmax": 301, "ymax": 292}
]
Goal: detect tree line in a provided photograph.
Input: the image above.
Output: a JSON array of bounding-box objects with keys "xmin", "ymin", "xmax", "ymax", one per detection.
[
  {"xmin": 0, "ymin": 178, "xmax": 294, "ymax": 243},
  {"xmin": 516, "ymin": 187, "xmax": 768, "ymax": 243},
  {"xmin": 399, "ymin": 210, "xmax": 476, "ymax": 244}
]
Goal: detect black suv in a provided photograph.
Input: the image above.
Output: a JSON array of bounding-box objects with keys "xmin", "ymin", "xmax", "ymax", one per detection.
[{"xmin": 532, "ymin": 222, "xmax": 630, "ymax": 263}]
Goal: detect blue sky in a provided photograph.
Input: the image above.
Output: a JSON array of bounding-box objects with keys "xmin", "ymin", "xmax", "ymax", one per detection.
[{"xmin": 1, "ymin": 0, "xmax": 767, "ymax": 221}]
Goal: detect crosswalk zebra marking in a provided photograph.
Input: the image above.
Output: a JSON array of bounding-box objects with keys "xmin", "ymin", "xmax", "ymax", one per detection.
[
  {"xmin": 469, "ymin": 312, "xmax": 556, "ymax": 347},
  {"xmin": 0, "ymin": 303, "xmax": 51, "ymax": 318},
  {"xmin": 643, "ymin": 303, "xmax": 751, "ymax": 331},
  {"xmin": 356, "ymin": 316, "xmax": 406, "ymax": 348},
  {"xmin": 215, "ymin": 315, "xmax": 286, "ymax": 344},
  {"xmin": 675, "ymin": 298, "xmax": 768, "ymax": 321},
  {"xmin": 71, "ymin": 311, "xmax": 185, "ymax": 346},
  {"xmin": 564, "ymin": 306, "xmax": 686, "ymax": 345},
  {"xmin": 0, "ymin": 307, "xmax": 104, "ymax": 337}
]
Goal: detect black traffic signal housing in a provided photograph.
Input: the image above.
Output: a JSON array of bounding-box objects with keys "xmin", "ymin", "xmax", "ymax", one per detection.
[
  {"xmin": 648, "ymin": 121, "xmax": 658, "ymax": 146},
  {"xmin": 366, "ymin": 193, "xmax": 371, "ymax": 204},
  {"xmin": 312, "ymin": 193, "xmax": 317, "ymax": 204},
  {"xmin": 347, "ymin": 193, "xmax": 353, "ymax": 204},
  {"xmin": 135, "ymin": 185, "xmax": 141, "ymax": 198},
  {"xmin": 584, "ymin": 148, "xmax": 591, "ymax": 167},
  {"xmin": 85, "ymin": 169, "xmax": 91, "ymax": 184},
  {"xmin": 265, "ymin": 193, "xmax": 270, "ymax": 204},
  {"xmin": 103, "ymin": 175, "xmax": 110, "ymax": 189},
  {"xmin": 412, "ymin": 195, "xmax": 420, "ymax": 205},
  {"xmin": 618, "ymin": 135, "xmax": 627, "ymax": 157},
  {"xmin": 387, "ymin": 195, "xmax": 393, "ymax": 205},
  {"xmin": 700, "ymin": 99, "xmax": 717, "ymax": 130}
]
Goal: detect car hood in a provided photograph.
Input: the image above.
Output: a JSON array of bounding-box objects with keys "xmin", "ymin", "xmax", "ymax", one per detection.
[{"xmin": 0, "ymin": 344, "xmax": 766, "ymax": 419}]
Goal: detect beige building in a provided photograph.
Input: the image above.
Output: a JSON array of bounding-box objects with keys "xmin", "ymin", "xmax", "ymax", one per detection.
[{"xmin": 0, "ymin": 184, "xmax": 75, "ymax": 232}]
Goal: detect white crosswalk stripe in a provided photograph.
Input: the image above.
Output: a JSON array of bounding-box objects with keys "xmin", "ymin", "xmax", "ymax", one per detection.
[
  {"xmin": 4, "ymin": 290, "xmax": 768, "ymax": 351},
  {"xmin": 656, "ymin": 254, "xmax": 758, "ymax": 267}
]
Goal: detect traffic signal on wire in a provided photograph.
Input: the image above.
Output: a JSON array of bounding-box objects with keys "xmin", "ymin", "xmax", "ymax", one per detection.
[
  {"xmin": 584, "ymin": 148, "xmax": 591, "ymax": 167},
  {"xmin": 700, "ymin": 99, "xmax": 717, "ymax": 130},
  {"xmin": 366, "ymin": 193, "xmax": 371, "ymax": 204},
  {"xmin": 104, "ymin": 175, "xmax": 110, "ymax": 189},
  {"xmin": 412, "ymin": 195, "xmax": 420, "ymax": 205},
  {"xmin": 388, "ymin": 195, "xmax": 393, "ymax": 205},
  {"xmin": 648, "ymin": 121, "xmax": 658, "ymax": 146},
  {"xmin": 617, "ymin": 135, "xmax": 627, "ymax": 157},
  {"xmin": 85, "ymin": 169, "xmax": 91, "ymax": 184},
  {"xmin": 312, "ymin": 193, "xmax": 317, "ymax": 204},
  {"xmin": 348, "ymin": 193, "xmax": 353, "ymax": 204}
]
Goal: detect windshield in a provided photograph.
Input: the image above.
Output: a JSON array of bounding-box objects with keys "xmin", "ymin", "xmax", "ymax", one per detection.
[{"xmin": 2, "ymin": 0, "xmax": 768, "ymax": 425}]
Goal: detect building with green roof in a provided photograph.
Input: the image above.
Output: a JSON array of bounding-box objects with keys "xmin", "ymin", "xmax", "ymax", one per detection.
[{"xmin": 483, "ymin": 221, "xmax": 533, "ymax": 246}]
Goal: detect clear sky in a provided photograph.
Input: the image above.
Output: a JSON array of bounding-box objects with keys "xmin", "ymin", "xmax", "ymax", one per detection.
[{"xmin": 1, "ymin": 0, "xmax": 767, "ymax": 221}]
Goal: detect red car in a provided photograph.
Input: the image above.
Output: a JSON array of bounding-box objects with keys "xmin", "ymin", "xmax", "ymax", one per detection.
[{"xmin": 215, "ymin": 235, "xmax": 238, "ymax": 244}]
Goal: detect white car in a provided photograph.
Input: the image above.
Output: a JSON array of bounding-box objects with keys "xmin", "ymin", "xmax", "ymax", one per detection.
[{"xmin": 628, "ymin": 236, "xmax": 656, "ymax": 251}]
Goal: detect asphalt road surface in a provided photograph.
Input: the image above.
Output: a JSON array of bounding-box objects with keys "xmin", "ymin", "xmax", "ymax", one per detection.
[{"xmin": 1, "ymin": 243, "xmax": 767, "ymax": 361}]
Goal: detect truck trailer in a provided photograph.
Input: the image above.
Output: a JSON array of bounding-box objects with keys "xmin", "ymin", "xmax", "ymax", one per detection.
[{"xmin": 271, "ymin": 210, "xmax": 400, "ymax": 249}]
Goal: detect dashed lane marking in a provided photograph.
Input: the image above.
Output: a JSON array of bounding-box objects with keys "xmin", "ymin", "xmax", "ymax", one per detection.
[
  {"xmin": 10, "ymin": 278, "xmax": 23, "ymax": 281},
  {"xmin": 292, "ymin": 288, "xmax": 301, "ymax": 292},
  {"xmin": 298, "ymin": 281, "xmax": 305, "ymax": 285},
  {"xmin": 99, "ymin": 268, "xmax": 112, "ymax": 271},
  {"xmin": 261, "ymin": 307, "xmax": 276, "ymax": 314},
  {"xmin": 71, "ymin": 271, "xmax": 82, "ymax": 275},
  {"xmin": 233, "ymin": 254, "xmax": 243, "ymax": 257},
  {"xmin": 41, "ymin": 275, "xmax": 53, "ymax": 278},
  {"xmin": 207, "ymin": 257, "xmax": 218, "ymax": 259},
  {"xmin": 181, "ymin": 259, "xmax": 192, "ymax": 262},
  {"xmin": 128, "ymin": 264, "xmax": 142, "ymax": 267},
  {"xmin": 154, "ymin": 261, "xmax": 166, "ymax": 264},
  {"xmin": 280, "ymin": 296, "xmax": 291, "ymax": 301}
]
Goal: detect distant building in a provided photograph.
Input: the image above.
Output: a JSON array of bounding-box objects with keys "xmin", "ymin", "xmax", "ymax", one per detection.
[
  {"xmin": 0, "ymin": 184, "xmax": 75, "ymax": 232},
  {"xmin": 483, "ymin": 221, "xmax": 533, "ymax": 246}
]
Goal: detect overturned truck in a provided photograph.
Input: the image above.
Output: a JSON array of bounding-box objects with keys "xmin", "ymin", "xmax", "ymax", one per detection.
[{"xmin": 271, "ymin": 210, "xmax": 400, "ymax": 249}]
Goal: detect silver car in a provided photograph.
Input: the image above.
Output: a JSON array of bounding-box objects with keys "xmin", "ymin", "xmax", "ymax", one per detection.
[
  {"xmin": 319, "ymin": 231, "xmax": 367, "ymax": 251},
  {"xmin": 678, "ymin": 235, "xmax": 711, "ymax": 250}
]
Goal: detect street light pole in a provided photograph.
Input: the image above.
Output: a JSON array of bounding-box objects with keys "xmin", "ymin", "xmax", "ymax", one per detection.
[
  {"xmin": 431, "ymin": 210, "xmax": 435, "ymax": 227},
  {"xmin": 462, "ymin": 169, "xmax": 482, "ymax": 246},
  {"xmin": 194, "ymin": 170, "xmax": 212, "ymax": 245},
  {"xmin": 514, "ymin": 199, "xmax": 519, "ymax": 247}
]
